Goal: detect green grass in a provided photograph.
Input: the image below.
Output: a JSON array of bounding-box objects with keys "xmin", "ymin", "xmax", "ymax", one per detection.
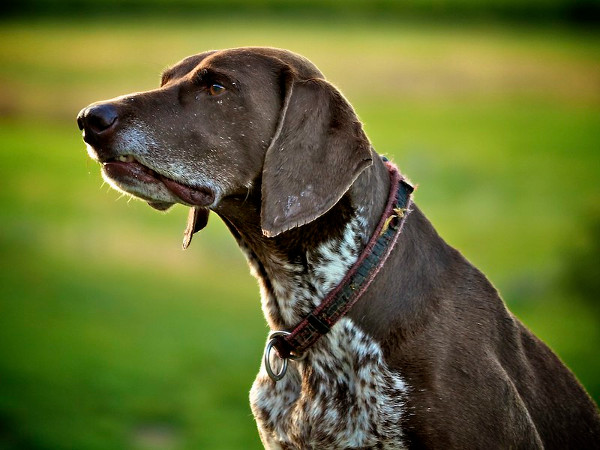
[{"xmin": 0, "ymin": 17, "xmax": 598, "ymax": 449}]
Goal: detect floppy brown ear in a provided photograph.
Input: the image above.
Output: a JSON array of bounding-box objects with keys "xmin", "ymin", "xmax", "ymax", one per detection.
[{"xmin": 260, "ymin": 72, "xmax": 373, "ymax": 237}]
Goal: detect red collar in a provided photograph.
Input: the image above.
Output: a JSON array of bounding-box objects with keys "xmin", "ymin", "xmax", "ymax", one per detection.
[{"xmin": 265, "ymin": 161, "xmax": 414, "ymax": 381}]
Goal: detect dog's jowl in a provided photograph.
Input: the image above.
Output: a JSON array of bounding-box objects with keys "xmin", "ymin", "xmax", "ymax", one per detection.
[{"xmin": 78, "ymin": 47, "xmax": 600, "ymax": 449}]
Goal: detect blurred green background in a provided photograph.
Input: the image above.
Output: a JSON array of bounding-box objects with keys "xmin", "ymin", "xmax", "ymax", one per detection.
[{"xmin": 1, "ymin": 1, "xmax": 599, "ymax": 448}]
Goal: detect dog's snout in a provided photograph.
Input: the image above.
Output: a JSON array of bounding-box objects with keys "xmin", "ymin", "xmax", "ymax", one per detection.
[
  {"xmin": 76, "ymin": 113, "xmax": 84, "ymax": 131},
  {"xmin": 77, "ymin": 103, "xmax": 119, "ymax": 135}
]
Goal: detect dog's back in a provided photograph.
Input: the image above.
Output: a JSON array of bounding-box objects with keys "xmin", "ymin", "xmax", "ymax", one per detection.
[{"xmin": 370, "ymin": 208, "xmax": 600, "ymax": 448}]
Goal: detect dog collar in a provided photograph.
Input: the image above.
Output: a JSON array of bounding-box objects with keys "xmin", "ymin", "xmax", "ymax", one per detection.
[{"xmin": 264, "ymin": 160, "xmax": 414, "ymax": 381}]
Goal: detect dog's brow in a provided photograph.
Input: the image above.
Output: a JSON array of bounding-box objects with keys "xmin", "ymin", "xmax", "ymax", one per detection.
[
  {"xmin": 160, "ymin": 69, "xmax": 174, "ymax": 86},
  {"xmin": 191, "ymin": 67, "xmax": 237, "ymax": 87},
  {"xmin": 161, "ymin": 64, "xmax": 193, "ymax": 85}
]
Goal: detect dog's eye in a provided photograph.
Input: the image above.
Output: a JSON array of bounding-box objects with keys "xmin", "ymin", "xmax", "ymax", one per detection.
[{"xmin": 208, "ymin": 83, "xmax": 226, "ymax": 96}]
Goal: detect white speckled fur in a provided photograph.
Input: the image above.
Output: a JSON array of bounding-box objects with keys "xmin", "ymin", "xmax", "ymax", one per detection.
[{"xmin": 248, "ymin": 216, "xmax": 407, "ymax": 449}]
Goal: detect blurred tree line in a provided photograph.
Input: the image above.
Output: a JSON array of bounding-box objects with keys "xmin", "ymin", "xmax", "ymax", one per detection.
[{"xmin": 3, "ymin": 0, "xmax": 600, "ymax": 25}]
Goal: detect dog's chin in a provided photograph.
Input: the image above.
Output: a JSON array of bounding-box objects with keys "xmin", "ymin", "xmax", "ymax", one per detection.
[
  {"xmin": 101, "ymin": 161, "xmax": 212, "ymax": 247},
  {"xmin": 146, "ymin": 200, "xmax": 175, "ymax": 211},
  {"xmin": 100, "ymin": 158, "xmax": 216, "ymax": 210}
]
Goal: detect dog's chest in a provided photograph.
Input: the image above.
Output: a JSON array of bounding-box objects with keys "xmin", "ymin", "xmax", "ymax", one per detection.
[
  {"xmin": 250, "ymin": 318, "xmax": 407, "ymax": 449},
  {"xmin": 242, "ymin": 215, "xmax": 407, "ymax": 448}
]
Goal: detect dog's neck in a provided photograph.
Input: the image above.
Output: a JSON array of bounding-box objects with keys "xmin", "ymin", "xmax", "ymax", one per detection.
[{"xmin": 215, "ymin": 156, "xmax": 391, "ymax": 331}]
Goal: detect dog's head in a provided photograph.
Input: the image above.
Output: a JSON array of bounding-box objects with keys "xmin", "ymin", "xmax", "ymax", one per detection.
[{"xmin": 77, "ymin": 47, "xmax": 372, "ymax": 245}]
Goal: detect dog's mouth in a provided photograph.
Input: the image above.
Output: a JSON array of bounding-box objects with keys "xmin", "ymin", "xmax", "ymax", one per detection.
[
  {"xmin": 102, "ymin": 155, "xmax": 215, "ymax": 209},
  {"xmin": 101, "ymin": 155, "xmax": 212, "ymax": 248}
]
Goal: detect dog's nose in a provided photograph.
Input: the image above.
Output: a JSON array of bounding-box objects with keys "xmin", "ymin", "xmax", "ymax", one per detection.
[{"xmin": 77, "ymin": 103, "xmax": 119, "ymax": 135}]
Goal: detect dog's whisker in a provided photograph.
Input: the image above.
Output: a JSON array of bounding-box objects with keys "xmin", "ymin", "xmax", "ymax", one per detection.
[{"xmin": 243, "ymin": 186, "xmax": 252, "ymax": 205}]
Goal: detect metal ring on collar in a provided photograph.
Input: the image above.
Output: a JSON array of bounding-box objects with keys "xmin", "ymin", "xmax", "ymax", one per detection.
[{"xmin": 264, "ymin": 331, "xmax": 290, "ymax": 381}]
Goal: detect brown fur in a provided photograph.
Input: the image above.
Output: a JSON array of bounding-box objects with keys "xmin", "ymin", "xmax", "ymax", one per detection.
[{"xmin": 78, "ymin": 47, "xmax": 600, "ymax": 449}]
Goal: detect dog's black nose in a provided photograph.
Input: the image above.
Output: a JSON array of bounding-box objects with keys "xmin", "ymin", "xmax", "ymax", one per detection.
[{"xmin": 77, "ymin": 103, "xmax": 119, "ymax": 135}]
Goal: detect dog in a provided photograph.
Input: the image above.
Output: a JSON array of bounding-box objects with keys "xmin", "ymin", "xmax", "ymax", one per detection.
[{"xmin": 77, "ymin": 47, "xmax": 600, "ymax": 449}]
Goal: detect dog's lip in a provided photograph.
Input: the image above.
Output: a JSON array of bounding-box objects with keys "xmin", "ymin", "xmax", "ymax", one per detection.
[
  {"xmin": 159, "ymin": 175, "xmax": 215, "ymax": 207},
  {"xmin": 102, "ymin": 156, "xmax": 215, "ymax": 207}
]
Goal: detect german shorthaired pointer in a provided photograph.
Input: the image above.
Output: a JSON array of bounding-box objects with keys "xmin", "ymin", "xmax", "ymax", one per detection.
[{"xmin": 77, "ymin": 47, "xmax": 600, "ymax": 449}]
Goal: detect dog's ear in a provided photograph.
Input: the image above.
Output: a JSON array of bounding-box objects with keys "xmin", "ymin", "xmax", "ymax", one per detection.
[{"xmin": 260, "ymin": 70, "xmax": 373, "ymax": 237}]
